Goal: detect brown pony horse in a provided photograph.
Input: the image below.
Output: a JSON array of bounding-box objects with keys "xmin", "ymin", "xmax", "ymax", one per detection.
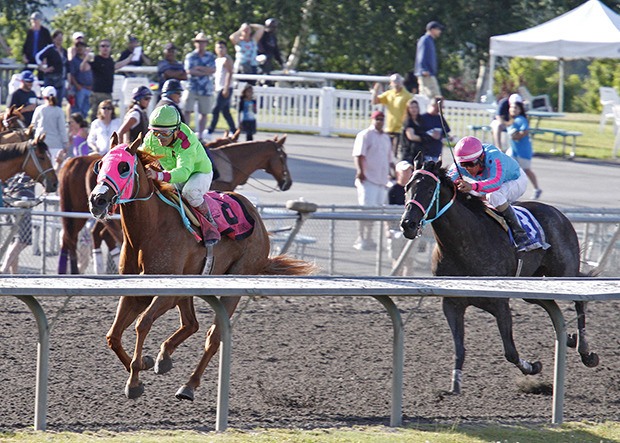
[
  {"xmin": 209, "ymin": 135, "xmax": 291, "ymax": 191},
  {"xmin": 0, "ymin": 136, "xmax": 58, "ymax": 192},
  {"xmin": 0, "ymin": 106, "xmax": 32, "ymax": 144},
  {"xmin": 88, "ymin": 135, "xmax": 314, "ymax": 400},
  {"xmin": 57, "ymin": 154, "xmax": 121, "ymax": 274}
]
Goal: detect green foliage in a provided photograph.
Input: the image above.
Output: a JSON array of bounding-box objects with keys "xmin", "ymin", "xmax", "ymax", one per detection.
[{"xmin": 3, "ymin": 0, "xmax": 620, "ymax": 109}]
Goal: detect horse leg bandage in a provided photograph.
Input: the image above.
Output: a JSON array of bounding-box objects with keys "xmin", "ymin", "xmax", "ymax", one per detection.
[{"xmin": 92, "ymin": 248, "xmax": 104, "ymax": 274}]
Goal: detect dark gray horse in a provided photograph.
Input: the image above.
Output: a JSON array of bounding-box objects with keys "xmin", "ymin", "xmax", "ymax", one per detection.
[{"xmin": 400, "ymin": 159, "xmax": 598, "ymax": 394}]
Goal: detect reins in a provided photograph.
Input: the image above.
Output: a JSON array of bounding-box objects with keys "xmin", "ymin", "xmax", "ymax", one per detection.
[
  {"xmin": 21, "ymin": 141, "xmax": 56, "ymax": 189},
  {"xmin": 407, "ymin": 168, "xmax": 457, "ymax": 235}
]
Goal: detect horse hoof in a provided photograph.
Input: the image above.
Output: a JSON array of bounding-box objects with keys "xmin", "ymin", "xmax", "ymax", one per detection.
[
  {"xmin": 581, "ymin": 352, "xmax": 599, "ymax": 368},
  {"xmin": 567, "ymin": 333, "xmax": 577, "ymax": 348},
  {"xmin": 142, "ymin": 356, "xmax": 155, "ymax": 371},
  {"xmin": 175, "ymin": 384, "xmax": 195, "ymax": 401},
  {"xmin": 125, "ymin": 382, "xmax": 144, "ymax": 399},
  {"xmin": 154, "ymin": 355, "xmax": 173, "ymax": 375},
  {"xmin": 531, "ymin": 361, "xmax": 543, "ymax": 375}
]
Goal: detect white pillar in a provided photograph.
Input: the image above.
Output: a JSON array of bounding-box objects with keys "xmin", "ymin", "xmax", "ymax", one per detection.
[{"xmin": 319, "ymin": 87, "xmax": 335, "ymax": 136}]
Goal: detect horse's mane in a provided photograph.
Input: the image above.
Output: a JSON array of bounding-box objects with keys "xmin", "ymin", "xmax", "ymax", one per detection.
[
  {"xmin": 0, "ymin": 139, "xmax": 32, "ymax": 162},
  {"xmin": 436, "ymin": 166, "xmax": 488, "ymax": 215},
  {"xmin": 136, "ymin": 149, "xmax": 176, "ymax": 194}
]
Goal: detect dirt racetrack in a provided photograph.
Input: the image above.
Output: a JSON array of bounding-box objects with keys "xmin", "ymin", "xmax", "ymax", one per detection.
[{"xmin": 1, "ymin": 292, "xmax": 620, "ymax": 432}]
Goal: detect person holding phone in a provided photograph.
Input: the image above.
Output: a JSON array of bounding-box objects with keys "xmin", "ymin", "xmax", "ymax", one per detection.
[{"xmin": 119, "ymin": 35, "xmax": 151, "ymax": 67}]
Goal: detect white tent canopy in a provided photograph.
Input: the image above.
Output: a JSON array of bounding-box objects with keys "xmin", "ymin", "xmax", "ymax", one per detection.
[{"xmin": 488, "ymin": 0, "xmax": 620, "ymax": 111}]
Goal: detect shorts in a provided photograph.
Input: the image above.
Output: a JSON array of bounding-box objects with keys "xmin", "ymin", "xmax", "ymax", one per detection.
[
  {"xmin": 354, "ymin": 179, "xmax": 387, "ymax": 206},
  {"xmin": 240, "ymin": 119, "xmax": 256, "ymax": 135},
  {"xmin": 12, "ymin": 212, "xmax": 32, "ymax": 245},
  {"xmin": 417, "ymin": 75, "xmax": 441, "ymax": 99},
  {"xmin": 182, "ymin": 91, "xmax": 214, "ymax": 115},
  {"xmin": 512, "ymin": 155, "xmax": 532, "ymax": 170}
]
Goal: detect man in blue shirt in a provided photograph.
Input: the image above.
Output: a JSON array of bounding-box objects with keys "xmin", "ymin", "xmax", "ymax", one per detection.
[
  {"xmin": 414, "ymin": 21, "xmax": 444, "ymax": 100},
  {"xmin": 69, "ymin": 41, "xmax": 93, "ymax": 118},
  {"xmin": 183, "ymin": 33, "xmax": 216, "ymax": 137}
]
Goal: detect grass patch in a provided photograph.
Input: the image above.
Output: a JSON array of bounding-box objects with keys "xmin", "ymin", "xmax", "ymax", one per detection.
[
  {"xmin": 529, "ymin": 112, "xmax": 617, "ymax": 159},
  {"xmin": 2, "ymin": 422, "xmax": 620, "ymax": 442}
]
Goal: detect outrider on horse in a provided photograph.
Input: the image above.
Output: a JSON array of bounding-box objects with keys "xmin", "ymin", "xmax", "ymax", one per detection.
[
  {"xmin": 400, "ymin": 156, "xmax": 598, "ymax": 394},
  {"xmin": 88, "ymin": 135, "xmax": 314, "ymax": 400}
]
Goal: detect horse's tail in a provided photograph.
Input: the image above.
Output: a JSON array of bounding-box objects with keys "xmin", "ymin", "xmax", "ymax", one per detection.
[{"xmin": 261, "ymin": 255, "xmax": 318, "ymax": 276}]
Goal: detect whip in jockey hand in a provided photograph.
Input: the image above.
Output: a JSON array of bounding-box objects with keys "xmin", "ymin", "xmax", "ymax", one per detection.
[
  {"xmin": 447, "ymin": 136, "xmax": 537, "ymax": 252},
  {"xmin": 141, "ymin": 105, "xmax": 220, "ymax": 245}
]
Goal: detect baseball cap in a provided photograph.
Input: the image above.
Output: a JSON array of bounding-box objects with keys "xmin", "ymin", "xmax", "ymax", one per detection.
[
  {"xmin": 72, "ymin": 32, "xmax": 84, "ymax": 40},
  {"xmin": 30, "ymin": 12, "xmax": 43, "ymax": 21},
  {"xmin": 193, "ymin": 32, "xmax": 209, "ymax": 42},
  {"xmin": 128, "ymin": 35, "xmax": 139, "ymax": 43},
  {"xmin": 508, "ymin": 93, "xmax": 523, "ymax": 104},
  {"xmin": 371, "ymin": 110, "xmax": 384, "ymax": 120},
  {"xmin": 426, "ymin": 21, "xmax": 445, "ymax": 31},
  {"xmin": 164, "ymin": 42, "xmax": 177, "ymax": 51},
  {"xmin": 42, "ymin": 86, "xmax": 57, "ymax": 97},
  {"xmin": 390, "ymin": 73, "xmax": 404, "ymax": 84},
  {"xmin": 395, "ymin": 161, "xmax": 413, "ymax": 172},
  {"xmin": 20, "ymin": 70, "xmax": 35, "ymax": 83}
]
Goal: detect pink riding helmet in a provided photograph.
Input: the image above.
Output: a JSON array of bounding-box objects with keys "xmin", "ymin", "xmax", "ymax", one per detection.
[{"xmin": 454, "ymin": 136, "xmax": 483, "ymax": 163}]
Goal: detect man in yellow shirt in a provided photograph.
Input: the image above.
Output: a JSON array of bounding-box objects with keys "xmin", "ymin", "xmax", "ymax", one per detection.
[{"xmin": 371, "ymin": 73, "xmax": 413, "ymax": 158}]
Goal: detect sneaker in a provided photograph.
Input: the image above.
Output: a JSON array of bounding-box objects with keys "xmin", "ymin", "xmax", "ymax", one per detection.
[
  {"xmin": 532, "ymin": 189, "xmax": 542, "ymax": 200},
  {"xmin": 353, "ymin": 237, "xmax": 365, "ymax": 251}
]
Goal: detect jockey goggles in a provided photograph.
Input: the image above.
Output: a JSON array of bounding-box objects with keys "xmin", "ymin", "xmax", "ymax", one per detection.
[{"xmin": 150, "ymin": 128, "xmax": 176, "ymax": 138}]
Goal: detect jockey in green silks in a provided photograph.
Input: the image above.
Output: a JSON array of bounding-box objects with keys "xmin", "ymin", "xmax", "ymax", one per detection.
[{"xmin": 141, "ymin": 105, "xmax": 220, "ymax": 245}]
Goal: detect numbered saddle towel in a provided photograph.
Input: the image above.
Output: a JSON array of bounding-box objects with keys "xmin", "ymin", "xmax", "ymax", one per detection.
[
  {"xmin": 192, "ymin": 192, "xmax": 255, "ymax": 241},
  {"xmin": 511, "ymin": 206, "xmax": 551, "ymax": 251}
]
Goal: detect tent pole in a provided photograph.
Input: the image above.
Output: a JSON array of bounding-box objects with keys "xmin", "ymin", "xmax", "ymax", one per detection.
[
  {"xmin": 558, "ymin": 58, "xmax": 565, "ymax": 112},
  {"xmin": 488, "ymin": 55, "xmax": 496, "ymax": 100}
]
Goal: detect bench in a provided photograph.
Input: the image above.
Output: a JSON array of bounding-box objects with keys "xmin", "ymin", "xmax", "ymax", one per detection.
[
  {"xmin": 530, "ymin": 128, "xmax": 583, "ymax": 157},
  {"xmin": 467, "ymin": 124, "xmax": 492, "ymax": 143}
]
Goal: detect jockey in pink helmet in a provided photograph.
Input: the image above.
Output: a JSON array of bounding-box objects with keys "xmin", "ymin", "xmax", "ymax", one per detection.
[{"xmin": 448, "ymin": 136, "xmax": 537, "ymax": 252}]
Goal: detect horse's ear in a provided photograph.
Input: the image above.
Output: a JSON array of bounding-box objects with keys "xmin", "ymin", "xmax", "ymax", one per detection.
[
  {"xmin": 232, "ymin": 128, "xmax": 241, "ymax": 141},
  {"xmin": 26, "ymin": 125, "xmax": 35, "ymax": 139},
  {"xmin": 278, "ymin": 134, "xmax": 287, "ymax": 145},
  {"xmin": 436, "ymin": 156, "xmax": 442, "ymax": 170},
  {"xmin": 413, "ymin": 151, "xmax": 423, "ymax": 170},
  {"xmin": 110, "ymin": 132, "xmax": 119, "ymax": 148},
  {"xmin": 223, "ymin": 130, "xmax": 229, "ymax": 138},
  {"xmin": 127, "ymin": 133, "xmax": 142, "ymax": 155},
  {"xmin": 35, "ymin": 132, "xmax": 45, "ymax": 144}
]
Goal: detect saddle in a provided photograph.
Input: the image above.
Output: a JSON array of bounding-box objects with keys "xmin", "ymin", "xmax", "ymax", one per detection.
[
  {"xmin": 484, "ymin": 204, "xmax": 550, "ymax": 250},
  {"xmin": 166, "ymin": 190, "xmax": 255, "ymax": 243}
]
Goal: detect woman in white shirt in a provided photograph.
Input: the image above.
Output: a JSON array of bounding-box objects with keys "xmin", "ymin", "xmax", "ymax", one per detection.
[
  {"xmin": 30, "ymin": 86, "xmax": 69, "ymax": 169},
  {"xmin": 87, "ymin": 99, "xmax": 121, "ymax": 155}
]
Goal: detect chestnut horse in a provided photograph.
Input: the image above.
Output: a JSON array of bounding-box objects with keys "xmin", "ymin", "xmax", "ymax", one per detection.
[
  {"xmin": 58, "ymin": 132, "xmax": 291, "ymax": 274},
  {"xmin": 400, "ymin": 159, "xmax": 598, "ymax": 394},
  {"xmin": 88, "ymin": 135, "xmax": 314, "ymax": 400},
  {"xmin": 0, "ymin": 136, "xmax": 58, "ymax": 192}
]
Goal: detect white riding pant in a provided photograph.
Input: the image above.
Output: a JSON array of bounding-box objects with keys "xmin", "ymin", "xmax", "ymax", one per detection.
[
  {"xmin": 486, "ymin": 169, "xmax": 528, "ymax": 208},
  {"xmin": 182, "ymin": 171, "xmax": 213, "ymax": 207}
]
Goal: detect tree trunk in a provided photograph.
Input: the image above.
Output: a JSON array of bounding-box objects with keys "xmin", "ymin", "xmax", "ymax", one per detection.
[{"xmin": 284, "ymin": 0, "xmax": 316, "ymax": 71}]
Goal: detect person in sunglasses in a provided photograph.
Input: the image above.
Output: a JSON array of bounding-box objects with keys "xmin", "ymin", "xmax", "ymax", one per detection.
[
  {"xmin": 448, "ymin": 136, "xmax": 537, "ymax": 252},
  {"xmin": 141, "ymin": 105, "xmax": 220, "ymax": 245}
]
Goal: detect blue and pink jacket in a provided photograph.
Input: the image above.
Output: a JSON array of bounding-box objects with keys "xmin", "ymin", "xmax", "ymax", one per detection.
[{"xmin": 448, "ymin": 144, "xmax": 521, "ymax": 193}]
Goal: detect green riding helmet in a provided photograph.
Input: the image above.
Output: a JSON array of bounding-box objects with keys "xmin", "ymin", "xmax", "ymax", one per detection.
[{"xmin": 149, "ymin": 105, "xmax": 181, "ymax": 130}]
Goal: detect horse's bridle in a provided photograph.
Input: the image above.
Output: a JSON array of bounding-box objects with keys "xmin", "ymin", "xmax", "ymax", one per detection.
[
  {"xmin": 22, "ymin": 141, "xmax": 56, "ymax": 189},
  {"xmin": 94, "ymin": 152, "xmax": 154, "ymax": 206},
  {"xmin": 406, "ymin": 168, "xmax": 457, "ymax": 234}
]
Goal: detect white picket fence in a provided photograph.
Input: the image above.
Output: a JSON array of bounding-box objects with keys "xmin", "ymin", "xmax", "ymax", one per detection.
[{"xmin": 234, "ymin": 85, "xmax": 494, "ymax": 137}]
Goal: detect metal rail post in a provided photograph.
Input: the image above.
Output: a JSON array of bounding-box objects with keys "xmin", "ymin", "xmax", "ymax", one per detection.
[
  {"xmin": 373, "ymin": 295, "xmax": 403, "ymax": 427},
  {"xmin": 198, "ymin": 295, "xmax": 232, "ymax": 432},
  {"xmin": 16, "ymin": 295, "xmax": 49, "ymax": 431},
  {"xmin": 535, "ymin": 299, "xmax": 567, "ymax": 424}
]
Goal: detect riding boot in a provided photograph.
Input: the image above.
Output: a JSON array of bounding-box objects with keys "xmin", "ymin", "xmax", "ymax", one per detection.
[
  {"xmin": 501, "ymin": 206, "xmax": 536, "ymax": 252},
  {"xmin": 195, "ymin": 200, "xmax": 221, "ymax": 246}
]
